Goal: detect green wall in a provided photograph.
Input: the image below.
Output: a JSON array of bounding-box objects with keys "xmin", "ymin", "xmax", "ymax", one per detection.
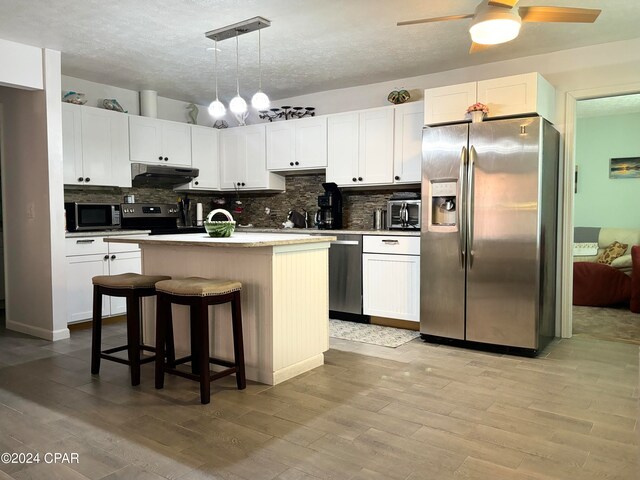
[{"xmin": 574, "ymin": 112, "xmax": 640, "ymax": 229}]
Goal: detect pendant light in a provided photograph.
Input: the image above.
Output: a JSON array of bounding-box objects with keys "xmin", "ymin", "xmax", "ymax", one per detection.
[
  {"xmin": 229, "ymin": 31, "xmax": 248, "ymax": 115},
  {"xmin": 251, "ymin": 29, "xmax": 270, "ymax": 110},
  {"xmin": 208, "ymin": 40, "xmax": 226, "ymax": 118}
]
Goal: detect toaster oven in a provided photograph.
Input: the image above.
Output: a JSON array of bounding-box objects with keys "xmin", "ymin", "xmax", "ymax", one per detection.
[{"xmin": 387, "ymin": 200, "xmax": 421, "ymax": 230}]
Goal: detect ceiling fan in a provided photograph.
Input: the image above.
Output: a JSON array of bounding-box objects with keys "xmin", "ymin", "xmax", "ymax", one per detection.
[{"xmin": 398, "ymin": 0, "xmax": 601, "ymax": 53}]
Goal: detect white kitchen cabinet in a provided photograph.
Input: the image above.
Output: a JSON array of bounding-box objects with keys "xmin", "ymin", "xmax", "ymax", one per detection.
[
  {"xmin": 129, "ymin": 116, "xmax": 192, "ymax": 167},
  {"xmin": 393, "ymin": 102, "xmax": 423, "ymax": 184},
  {"xmin": 362, "ymin": 235, "xmax": 420, "ymax": 322},
  {"xmin": 423, "ymin": 73, "xmax": 556, "ymax": 126},
  {"xmin": 62, "ymin": 103, "xmax": 131, "ymax": 187},
  {"xmin": 266, "ymin": 116, "xmax": 327, "ymax": 172},
  {"xmin": 219, "ymin": 125, "xmax": 285, "ymax": 191},
  {"xmin": 65, "ymin": 236, "xmax": 143, "ymax": 324},
  {"xmin": 327, "ymin": 107, "xmax": 393, "ymax": 187},
  {"xmin": 175, "ymin": 125, "xmax": 219, "ymax": 191}
]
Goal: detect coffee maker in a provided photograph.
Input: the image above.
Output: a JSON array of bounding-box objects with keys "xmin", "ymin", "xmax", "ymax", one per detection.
[{"xmin": 315, "ymin": 182, "xmax": 343, "ymax": 230}]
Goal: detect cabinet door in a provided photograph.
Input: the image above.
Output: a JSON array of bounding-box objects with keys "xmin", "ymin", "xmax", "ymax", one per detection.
[
  {"xmin": 242, "ymin": 125, "xmax": 268, "ymax": 189},
  {"xmin": 394, "ymin": 102, "xmax": 423, "ymax": 184},
  {"xmin": 327, "ymin": 112, "xmax": 359, "ymax": 186},
  {"xmin": 266, "ymin": 121, "xmax": 295, "ymax": 170},
  {"xmin": 108, "ymin": 251, "xmax": 142, "ymax": 316},
  {"xmin": 81, "ymin": 107, "xmax": 131, "ymax": 187},
  {"xmin": 362, "ymin": 253, "xmax": 420, "ymax": 322},
  {"xmin": 129, "ymin": 116, "xmax": 163, "ymax": 164},
  {"xmin": 424, "ymin": 82, "xmax": 476, "ymax": 125},
  {"xmin": 358, "ymin": 108, "xmax": 394, "ymax": 185},
  {"xmin": 188, "ymin": 126, "xmax": 219, "ymax": 190},
  {"xmin": 66, "ymin": 253, "xmax": 109, "ymax": 323},
  {"xmin": 295, "ymin": 116, "xmax": 327, "ymax": 169},
  {"xmin": 62, "ymin": 103, "xmax": 83, "ymax": 185},
  {"xmin": 219, "ymin": 129, "xmax": 244, "ymax": 190},
  {"xmin": 161, "ymin": 120, "xmax": 192, "ymax": 166},
  {"xmin": 477, "ymin": 72, "xmax": 547, "ymax": 120}
]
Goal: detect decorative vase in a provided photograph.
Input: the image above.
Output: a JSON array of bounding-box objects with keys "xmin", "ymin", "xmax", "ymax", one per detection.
[{"xmin": 470, "ymin": 111, "xmax": 485, "ymax": 123}]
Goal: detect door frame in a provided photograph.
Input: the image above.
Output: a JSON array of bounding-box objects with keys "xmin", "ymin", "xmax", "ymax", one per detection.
[{"xmin": 560, "ymin": 82, "xmax": 640, "ymax": 338}]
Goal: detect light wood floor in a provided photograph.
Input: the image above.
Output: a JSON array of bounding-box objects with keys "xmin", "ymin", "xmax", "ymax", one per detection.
[{"xmin": 0, "ymin": 317, "xmax": 638, "ymax": 480}]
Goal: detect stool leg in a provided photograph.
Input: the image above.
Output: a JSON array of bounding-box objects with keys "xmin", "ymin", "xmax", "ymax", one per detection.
[
  {"xmin": 165, "ymin": 303, "xmax": 175, "ymax": 369},
  {"xmin": 155, "ymin": 294, "xmax": 167, "ymax": 390},
  {"xmin": 199, "ymin": 299, "xmax": 211, "ymax": 404},
  {"xmin": 126, "ymin": 293, "xmax": 141, "ymax": 386},
  {"xmin": 190, "ymin": 303, "xmax": 201, "ymax": 376},
  {"xmin": 91, "ymin": 286, "xmax": 103, "ymax": 375},
  {"xmin": 231, "ymin": 291, "xmax": 246, "ymax": 390}
]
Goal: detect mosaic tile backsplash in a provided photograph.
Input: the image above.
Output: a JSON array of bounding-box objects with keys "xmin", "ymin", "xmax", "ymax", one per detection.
[{"xmin": 64, "ymin": 174, "xmax": 419, "ymax": 230}]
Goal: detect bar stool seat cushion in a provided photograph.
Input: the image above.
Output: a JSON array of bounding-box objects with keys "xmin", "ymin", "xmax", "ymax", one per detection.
[
  {"xmin": 155, "ymin": 277, "xmax": 242, "ymax": 297},
  {"xmin": 92, "ymin": 273, "xmax": 171, "ymax": 289}
]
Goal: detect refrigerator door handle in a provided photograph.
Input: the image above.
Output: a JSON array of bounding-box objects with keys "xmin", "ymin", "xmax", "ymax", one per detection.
[
  {"xmin": 468, "ymin": 146, "xmax": 477, "ymax": 269},
  {"xmin": 458, "ymin": 146, "xmax": 467, "ymax": 268}
]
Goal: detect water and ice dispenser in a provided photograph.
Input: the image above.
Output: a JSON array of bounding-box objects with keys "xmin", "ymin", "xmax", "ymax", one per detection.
[{"xmin": 429, "ymin": 181, "xmax": 457, "ymax": 229}]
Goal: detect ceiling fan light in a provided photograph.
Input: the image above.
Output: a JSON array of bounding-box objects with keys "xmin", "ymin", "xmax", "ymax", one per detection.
[
  {"xmin": 251, "ymin": 90, "xmax": 270, "ymax": 110},
  {"xmin": 470, "ymin": 18, "xmax": 521, "ymax": 44},
  {"xmin": 208, "ymin": 98, "xmax": 226, "ymax": 118},
  {"xmin": 230, "ymin": 95, "xmax": 248, "ymax": 114}
]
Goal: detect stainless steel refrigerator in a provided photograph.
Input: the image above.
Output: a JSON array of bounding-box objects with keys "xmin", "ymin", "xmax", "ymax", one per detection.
[{"xmin": 420, "ymin": 116, "xmax": 558, "ymax": 353}]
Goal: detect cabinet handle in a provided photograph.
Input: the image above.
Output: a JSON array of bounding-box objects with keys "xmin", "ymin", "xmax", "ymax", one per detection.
[
  {"xmin": 103, "ymin": 255, "xmax": 109, "ymax": 261},
  {"xmin": 295, "ymin": 161, "xmax": 299, "ymax": 166},
  {"xmin": 352, "ymin": 177, "xmax": 357, "ymax": 182},
  {"xmin": 77, "ymin": 177, "xmax": 84, "ymax": 182},
  {"xmin": 382, "ymin": 239, "xmax": 400, "ymax": 245},
  {"xmin": 110, "ymin": 255, "xmax": 116, "ymax": 260},
  {"xmin": 194, "ymin": 181, "xmax": 199, "ymax": 185},
  {"xmin": 76, "ymin": 239, "xmax": 95, "ymax": 244},
  {"xmin": 85, "ymin": 177, "xmax": 91, "ymax": 182},
  {"xmin": 158, "ymin": 156, "xmax": 163, "ymax": 160},
  {"xmin": 395, "ymin": 175, "xmax": 400, "ymax": 181},
  {"xmin": 289, "ymin": 162, "xmax": 294, "ymax": 166},
  {"xmin": 164, "ymin": 157, "xmax": 169, "ymax": 161},
  {"xmin": 241, "ymin": 182, "xmax": 246, "ymax": 186},
  {"xmin": 358, "ymin": 177, "xmax": 363, "ymax": 181}
]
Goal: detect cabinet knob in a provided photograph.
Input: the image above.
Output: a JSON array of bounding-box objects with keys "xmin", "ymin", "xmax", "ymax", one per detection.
[
  {"xmin": 294, "ymin": 161, "xmax": 299, "ymax": 166},
  {"xmin": 103, "ymin": 255, "xmax": 109, "ymax": 261},
  {"xmin": 78, "ymin": 177, "xmax": 84, "ymax": 182},
  {"xmin": 164, "ymin": 157, "xmax": 169, "ymax": 161},
  {"xmin": 110, "ymin": 255, "xmax": 116, "ymax": 260},
  {"xmin": 358, "ymin": 177, "xmax": 363, "ymax": 181},
  {"xmin": 290, "ymin": 162, "xmax": 294, "ymax": 166},
  {"xmin": 158, "ymin": 156, "xmax": 163, "ymax": 160},
  {"xmin": 194, "ymin": 181, "xmax": 199, "ymax": 186},
  {"xmin": 352, "ymin": 177, "xmax": 357, "ymax": 182},
  {"xmin": 85, "ymin": 177, "xmax": 91, "ymax": 182},
  {"xmin": 241, "ymin": 182, "xmax": 246, "ymax": 186},
  {"xmin": 395, "ymin": 176, "xmax": 400, "ymax": 181}
]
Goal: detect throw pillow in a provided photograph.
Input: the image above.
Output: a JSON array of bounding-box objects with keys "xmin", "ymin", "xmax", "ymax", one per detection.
[{"xmin": 596, "ymin": 241, "xmax": 628, "ymax": 265}]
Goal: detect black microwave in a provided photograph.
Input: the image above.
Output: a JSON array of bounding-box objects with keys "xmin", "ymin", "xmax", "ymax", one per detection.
[{"xmin": 65, "ymin": 203, "xmax": 121, "ymax": 231}]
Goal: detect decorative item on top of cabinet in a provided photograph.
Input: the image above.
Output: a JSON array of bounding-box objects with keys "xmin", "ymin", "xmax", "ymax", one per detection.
[
  {"xmin": 259, "ymin": 106, "xmax": 316, "ymax": 122},
  {"xmin": 387, "ymin": 89, "xmax": 410, "ymax": 105},
  {"xmin": 102, "ymin": 98, "xmax": 126, "ymax": 113},
  {"xmin": 186, "ymin": 103, "xmax": 199, "ymax": 124},
  {"xmin": 213, "ymin": 120, "xmax": 228, "ymax": 129},
  {"xmin": 62, "ymin": 91, "xmax": 87, "ymax": 105}
]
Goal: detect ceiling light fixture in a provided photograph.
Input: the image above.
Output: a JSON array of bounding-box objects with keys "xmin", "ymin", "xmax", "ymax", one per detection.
[
  {"xmin": 469, "ymin": 4, "xmax": 521, "ymax": 45},
  {"xmin": 205, "ymin": 17, "xmax": 271, "ymax": 119},
  {"xmin": 208, "ymin": 39, "xmax": 226, "ymax": 118}
]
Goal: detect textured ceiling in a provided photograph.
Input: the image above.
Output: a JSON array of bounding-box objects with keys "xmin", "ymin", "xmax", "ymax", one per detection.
[
  {"xmin": 0, "ymin": 0, "xmax": 637, "ymax": 105},
  {"xmin": 577, "ymin": 94, "xmax": 640, "ymax": 118}
]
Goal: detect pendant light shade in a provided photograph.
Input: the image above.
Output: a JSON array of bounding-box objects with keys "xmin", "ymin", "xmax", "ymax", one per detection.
[
  {"xmin": 209, "ymin": 40, "xmax": 226, "ymax": 118},
  {"xmin": 230, "ymin": 95, "xmax": 248, "ymax": 114}
]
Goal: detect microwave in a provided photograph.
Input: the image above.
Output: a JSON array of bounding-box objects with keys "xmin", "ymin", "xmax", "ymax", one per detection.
[
  {"xmin": 65, "ymin": 202, "xmax": 121, "ymax": 231},
  {"xmin": 387, "ymin": 200, "xmax": 421, "ymax": 230}
]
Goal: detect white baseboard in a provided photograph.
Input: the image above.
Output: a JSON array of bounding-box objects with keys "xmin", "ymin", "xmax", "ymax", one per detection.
[{"xmin": 5, "ymin": 320, "xmax": 70, "ymax": 341}]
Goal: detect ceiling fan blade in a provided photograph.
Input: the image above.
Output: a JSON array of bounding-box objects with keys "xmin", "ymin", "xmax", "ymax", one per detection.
[
  {"xmin": 488, "ymin": 0, "xmax": 520, "ymax": 8},
  {"xmin": 397, "ymin": 14, "xmax": 473, "ymax": 26},
  {"xmin": 519, "ymin": 6, "xmax": 601, "ymax": 23},
  {"xmin": 469, "ymin": 42, "xmax": 492, "ymax": 54}
]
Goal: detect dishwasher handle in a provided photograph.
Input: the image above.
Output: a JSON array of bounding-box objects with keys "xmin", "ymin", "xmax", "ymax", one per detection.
[{"xmin": 331, "ymin": 240, "xmax": 360, "ymax": 246}]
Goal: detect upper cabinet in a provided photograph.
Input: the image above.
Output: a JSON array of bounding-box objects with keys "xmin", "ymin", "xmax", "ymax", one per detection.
[
  {"xmin": 175, "ymin": 125, "xmax": 219, "ymax": 191},
  {"xmin": 129, "ymin": 116, "xmax": 192, "ymax": 167},
  {"xmin": 327, "ymin": 107, "xmax": 394, "ymax": 187},
  {"xmin": 266, "ymin": 116, "xmax": 327, "ymax": 172},
  {"xmin": 219, "ymin": 124, "xmax": 285, "ymax": 192},
  {"xmin": 393, "ymin": 102, "xmax": 423, "ymax": 184},
  {"xmin": 424, "ymin": 72, "xmax": 556, "ymax": 126},
  {"xmin": 62, "ymin": 103, "xmax": 131, "ymax": 188}
]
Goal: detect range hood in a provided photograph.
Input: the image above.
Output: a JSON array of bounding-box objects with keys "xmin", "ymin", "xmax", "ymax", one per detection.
[{"xmin": 131, "ymin": 163, "xmax": 199, "ymax": 186}]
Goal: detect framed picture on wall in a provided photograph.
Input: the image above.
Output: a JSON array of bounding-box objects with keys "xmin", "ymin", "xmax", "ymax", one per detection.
[{"xmin": 609, "ymin": 157, "xmax": 640, "ymax": 179}]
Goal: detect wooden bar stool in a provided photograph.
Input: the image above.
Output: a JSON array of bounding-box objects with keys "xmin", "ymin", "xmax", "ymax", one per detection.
[
  {"xmin": 154, "ymin": 277, "xmax": 246, "ymax": 405},
  {"xmin": 91, "ymin": 272, "xmax": 171, "ymax": 386}
]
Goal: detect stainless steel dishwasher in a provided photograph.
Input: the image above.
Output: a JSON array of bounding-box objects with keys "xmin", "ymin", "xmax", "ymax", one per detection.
[{"xmin": 327, "ymin": 234, "xmax": 367, "ymax": 321}]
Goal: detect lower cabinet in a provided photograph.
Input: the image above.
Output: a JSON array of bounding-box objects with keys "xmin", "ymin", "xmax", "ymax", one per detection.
[
  {"xmin": 362, "ymin": 235, "xmax": 420, "ymax": 322},
  {"xmin": 65, "ymin": 236, "xmax": 142, "ymax": 324}
]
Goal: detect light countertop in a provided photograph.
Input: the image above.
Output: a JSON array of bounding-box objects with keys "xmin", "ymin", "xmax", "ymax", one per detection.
[
  {"xmin": 236, "ymin": 227, "xmax": 420, "ymax": 237},
  {"xmin": 105, "ymin": 232, "xmax": 337, "ymax": 248},
  {"xmin": 65, "ymin": 229, "xmax": 151, "ymax": 238}
]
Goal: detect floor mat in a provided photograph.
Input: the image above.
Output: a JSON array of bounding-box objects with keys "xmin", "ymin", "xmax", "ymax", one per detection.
[{"xmin": 329, "ymin": 319, "xmax": 420, "ymax": 348}]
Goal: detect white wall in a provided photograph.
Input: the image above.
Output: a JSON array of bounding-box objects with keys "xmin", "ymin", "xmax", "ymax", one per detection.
[
  {"xmin": 0, "ymin": 38, "xmax": 43, "ymax": 90},
  {"xmin": 62, "ymin": 75, "xmax": 216, "ymax": 126},
  {"xmin": 574, "ymin": 111, "xmax": 640, "ymax": 229},
  {"xmin": 0, "ymin": 43, "xmax": 68, "ymax": 341}
]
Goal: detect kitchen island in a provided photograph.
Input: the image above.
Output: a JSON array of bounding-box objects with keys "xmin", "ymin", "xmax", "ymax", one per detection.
[{"xmin": 105, "ymin": 232, "xmax": 336, "ymax": 385}]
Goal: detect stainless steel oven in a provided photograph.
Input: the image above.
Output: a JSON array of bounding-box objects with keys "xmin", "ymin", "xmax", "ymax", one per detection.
[
  {"xmin": 64, "ymin": 203, "xmax": 121, "ymax": 231},
  {"xmin": 387, "ymin": 200, "xmax": 421, "ymax": 230}
]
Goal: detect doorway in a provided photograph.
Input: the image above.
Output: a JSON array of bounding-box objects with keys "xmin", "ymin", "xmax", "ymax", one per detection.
[{"xmin": 561, "ymin": 86, "xmax": 640, "ymax": 341}]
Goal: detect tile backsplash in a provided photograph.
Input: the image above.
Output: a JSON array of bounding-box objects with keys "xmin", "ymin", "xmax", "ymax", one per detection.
[{"xmin": 64, "ymin": 174, "xmax": 419, "ymax": 229}]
